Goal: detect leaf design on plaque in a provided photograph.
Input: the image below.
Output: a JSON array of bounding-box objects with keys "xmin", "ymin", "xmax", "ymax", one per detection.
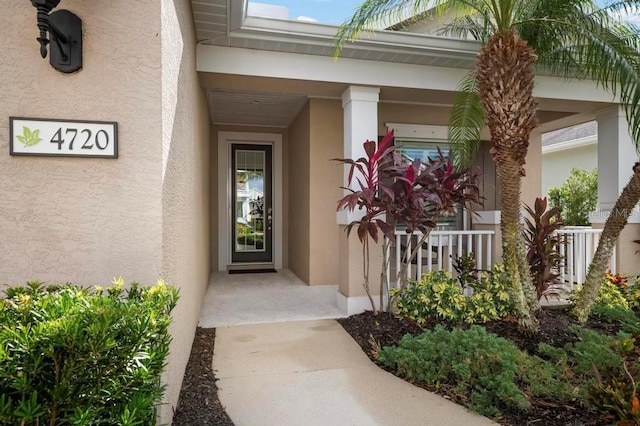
[{"xmin": 17, "ymin": 126, "xmax": 42, "ymax": 147}]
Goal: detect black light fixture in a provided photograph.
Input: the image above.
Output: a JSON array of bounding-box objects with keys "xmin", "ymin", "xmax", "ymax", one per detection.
[{"xmin": 30, "ymin": 0, "xmax": 82, "ymax": 73}]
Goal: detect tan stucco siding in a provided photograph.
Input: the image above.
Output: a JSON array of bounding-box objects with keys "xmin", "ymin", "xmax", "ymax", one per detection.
[
  {"xmin": 309, "ymin": 99, "xmax": 343, "ymax": 285},
  {"xmin": 0, "ymin": 1, "xmax": 162, "ymax": 283},
  {"xmin": 542, "ymin": 145, "xmax": 597, "ymax": 196},
  {"xmin": 522, "ymin": 131, "xmax": 543, "ymax": 207},
  {"xmin": 378, "ymin": 103, "xmax": 452, "ymax": 133},
  {"xmin": 288, "ymin": 103, "xmax": 311, "ymax": 282},
  {"xmin": 613, "ymin": 224, "xmax": 640, "ymax": 276},
  {"xmin": 160, "ymin": 0, "xmax": 210, "ymax": 422}
]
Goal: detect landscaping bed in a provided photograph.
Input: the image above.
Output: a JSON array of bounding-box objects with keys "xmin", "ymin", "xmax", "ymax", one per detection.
[
  {"xmin": 174, "ymin": 327, "xmax": 234, "ymax": 426},
  {"xmin": 339, "ymin": 307, "xmax": 630, "ymax": 426}
]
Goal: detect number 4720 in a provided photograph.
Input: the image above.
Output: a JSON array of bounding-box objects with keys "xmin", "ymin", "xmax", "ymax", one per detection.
[{"xmin": 50, "ymin": 127, "xmax": 110, "ymax": 151}]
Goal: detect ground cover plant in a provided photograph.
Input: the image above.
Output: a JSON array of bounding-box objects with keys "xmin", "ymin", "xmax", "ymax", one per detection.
[
  {"xmin": 392, "ymin": 265, "xmax": 515, "ymax": 324},
  {"xmin": 340, "ymin": 275, "xmax": 640, "ymax": 425},
  {"xmin": 0, "ymin": 279, "xmax": 177, "ymax": 426}
]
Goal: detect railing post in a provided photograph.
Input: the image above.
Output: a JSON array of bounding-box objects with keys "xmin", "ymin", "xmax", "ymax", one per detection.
[{"xmin": 395, "ymin": 234, "xmax": 401, "ymax": 288}]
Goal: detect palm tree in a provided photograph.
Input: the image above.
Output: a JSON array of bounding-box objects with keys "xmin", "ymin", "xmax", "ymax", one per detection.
[{"xmin": 335, "ymin": 0, "xmax": 640, "ymax": 328}]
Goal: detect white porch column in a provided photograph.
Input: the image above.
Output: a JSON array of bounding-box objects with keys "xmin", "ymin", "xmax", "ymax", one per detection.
[
  {"xmin": 337, "ymin": 86, "xmax": 382, "ymax": 315},
  {"xmin": 593, "ymin": 106, "xmax": 640, "ymax": 275},
  {"xmin": 595, "ymin": 106, "xmax": 637, "ymax": 212},
  {"xmin": 338, "ymin": 86, "xmax": 380, "ymax": 225}
]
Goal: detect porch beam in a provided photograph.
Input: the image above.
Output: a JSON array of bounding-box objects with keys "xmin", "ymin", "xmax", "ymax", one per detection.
[{"xmin": 197, "ymin": 45, "xmax": 618, "ymax": 104}]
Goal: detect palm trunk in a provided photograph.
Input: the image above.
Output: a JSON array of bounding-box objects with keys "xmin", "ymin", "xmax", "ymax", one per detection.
[
  {"xmin": 573, "ymin": 164, "xmax": 640, "ymax": 322},
  {"xmin": 476, "ymin": 30, "xmax": 539, "ymax": 330},
  {"xmin": 498, "ymin": 156, "xmax": 538, "ymax": 328}
]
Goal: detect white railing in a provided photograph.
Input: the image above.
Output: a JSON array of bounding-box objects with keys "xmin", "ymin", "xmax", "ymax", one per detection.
[
  {"xmin": 554, "ymin": 227, "xmax": 616, "ymax": 288},
  {"xmin": 387, "ymin": 229, "xmax": 495, "ymax": 289}
]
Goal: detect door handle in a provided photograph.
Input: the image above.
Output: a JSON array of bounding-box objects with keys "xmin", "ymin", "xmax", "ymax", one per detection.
[{"xmin": 267, "ymin": 207, "xmax": 273, "ymax": 231}]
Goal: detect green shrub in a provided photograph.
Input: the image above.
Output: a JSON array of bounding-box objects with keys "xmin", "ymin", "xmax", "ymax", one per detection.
[
  {"xmin": 377, "ymin": 325, "xmax": 572, "ymax": 417},
  {"xmin": 391, "ymin": 265, "xmax": 515, "ymax": 325},
  {"xmin": 539, "ymin": 327, "xmax": 635, "ymax": 410},
  {"xmin": 590, "ymin": 334, "xmax": 640, "ymax": 423},
  {"xmin": 391, "ymin": 270, "xmax": 466, "ymax": 323},
  {"xmin": 548, "ymin": 168, "xmax": 597, "ymax": 226},
  {"xmin": 596, "ymin": 278, "xmax": 630, "ymax": 310},
  {"xmin": 236, "ymin": 223, "xmax": 252, "ymax": 236},
  {"xmin": 591, "ymin": 304, "xmax": 640, "ymax": 334},
  {"xmin": 566, "ymin": 326, "xmax": 624, "ymax": 377},
  {"xmin": 237, "ymin": 233, "xmax": 263, "ymax": 246},
  {"xmin": 624, "ymin": 278, "xmax": 640, "ymax": 309},
  {"xmin": 0, "ymin": 279, "xmax": 178, "ymax": 426},
  {"xmin": 465, "ymin": 264, "xmax": 516, "ymax": 323},
  {"xmin": 518, "ymin": 349, "xmax": 575, "ymax": 400}
]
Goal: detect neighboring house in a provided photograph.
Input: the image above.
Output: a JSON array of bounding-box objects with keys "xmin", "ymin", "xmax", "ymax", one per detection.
[
  {"xmin": 542, "ymin": 121, "xmax": 598, "ymax": 196},
  {"xmin": 1, "ymin": 0, "xmax": 637, "ymax": 423}
]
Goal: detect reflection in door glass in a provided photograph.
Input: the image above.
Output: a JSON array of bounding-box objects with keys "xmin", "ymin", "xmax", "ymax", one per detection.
[{"xmin": 235, "ymin": 150, "xmax": 265, "ymax": 252}]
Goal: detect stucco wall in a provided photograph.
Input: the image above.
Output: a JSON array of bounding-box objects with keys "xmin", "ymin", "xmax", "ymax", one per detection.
[
  {"xmin": 0, "ymin": 1, "xmax": 162, "ymax": 283},
  {"xmin": 378, "ymin": 103, "xmax": 451, "ymax": 132},
  {"xmin": 160, "ymin": 0, "xmax": 210, "ymax": 423},
  {"xmin": 542, "ymin": 144, "xmax": 598, "ymax": 196},
  {"xmin": 1, "ymin": 1, "xmax": 210, "ymax": 423},
  {"xmin": 309, "ymin": 99, "xmax": 343, "ymax": 285},
  {"xmin": 288, "ymin": 103, "xmax": 311, "ymax": 283},
  {"xmin": 522, "ymin": 131, "xmax": 543, "ymax": 207}
]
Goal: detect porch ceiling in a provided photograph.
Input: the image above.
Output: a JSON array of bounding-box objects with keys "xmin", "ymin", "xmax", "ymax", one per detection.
[
  {"xmin": 202, "ymin": 74, "xmax": 611, "ymax": 131},
  {"xmin": 207, "ymin": 89, "xmax": 308, "ymax": 127}
]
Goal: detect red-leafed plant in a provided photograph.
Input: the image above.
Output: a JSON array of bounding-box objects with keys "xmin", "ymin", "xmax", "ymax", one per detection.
[
  {"xmin": 336, "ymin": 131, "xmax": 395, "ymax": 313},
  {"xmin": 335, "ymin": 130, "xmax": 479, "ymax": 313},
  {"xmin": 523, "ymin": 197, "xmax": 564, "ymax": 299}
]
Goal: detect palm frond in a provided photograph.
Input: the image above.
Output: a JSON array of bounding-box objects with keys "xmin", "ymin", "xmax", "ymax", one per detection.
[
  {"xmin": 448, "ymin": 71, "xmax": 485, "ymax": 169},
  {"xmin": 334, "ymin": 0, "xmax": 435, "ymax": 56},
  {"xmin": 439, "ymin": 12, "xmax": 492, "ymax": 41},
  {"xmin": 513, "ymin": 0, "xmax": 640, "ymax": 150}
]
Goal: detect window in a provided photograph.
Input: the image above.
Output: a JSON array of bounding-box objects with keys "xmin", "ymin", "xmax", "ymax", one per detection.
[{"xmin": 395, "ymin": 138, "xmax": 465, "ymax": 231}]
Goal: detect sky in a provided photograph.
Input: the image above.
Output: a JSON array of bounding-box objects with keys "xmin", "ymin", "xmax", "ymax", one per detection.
[
  {"xmin": 252, "ymin": 1, "xmax": 640, "ymax": 26},
  {"xmin": 252, "ymin": 0, "xmax": 365, "ymax": 25}
]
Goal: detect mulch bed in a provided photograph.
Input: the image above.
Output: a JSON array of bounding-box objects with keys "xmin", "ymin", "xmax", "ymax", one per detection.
[
  {"xmin": 175, "ymin": 312, "xmax": 620, "ymax": 425},
  {"xmin": 173, "ymin": 327, "xmax": 234, "ymax": 426},
  {"xmin": 338, "ymin": 308, "xmax": 615, "ymax": 426}
]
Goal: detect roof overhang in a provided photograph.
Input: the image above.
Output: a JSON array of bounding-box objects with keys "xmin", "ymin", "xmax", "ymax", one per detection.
[
  {"xmin": 192, "ymin": 0, "xmax": 480, "ymax": 69},
  {"xmin": 542, "ymin": 135, "xmax": 598, "ymax": 154},
  {"xmin": 197, "ymin": 45, "xmax": 618, "ymax": 104},
  {"xmin": 193, "ymin": 0, "xmax": 619, "ymax": 128}
]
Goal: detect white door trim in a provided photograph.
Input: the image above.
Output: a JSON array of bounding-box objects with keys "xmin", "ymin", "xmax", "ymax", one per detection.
[{"xmin": 218, "ymin": 131, "xmax": 283, "ymax": 271}]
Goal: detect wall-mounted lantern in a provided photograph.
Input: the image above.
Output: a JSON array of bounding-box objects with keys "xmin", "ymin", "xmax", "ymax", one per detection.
[{"xmin": 30, "ymin": 0, "xmax": 82, "ymax": 73}]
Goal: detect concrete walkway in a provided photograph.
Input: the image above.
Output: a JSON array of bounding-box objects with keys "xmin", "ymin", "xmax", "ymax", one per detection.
[
  {"xmin": 213, "ymin": 319, "xmax": 498, "ymax": 426},
  {"xmin": 200, "ymin": 270, "xmax": 344, "ymax": 328}
]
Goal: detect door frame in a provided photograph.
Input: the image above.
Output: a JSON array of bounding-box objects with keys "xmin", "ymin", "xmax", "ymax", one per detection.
[{"xmin": 218, "ymin": 131, "xmax": 283, "ymax": 270}]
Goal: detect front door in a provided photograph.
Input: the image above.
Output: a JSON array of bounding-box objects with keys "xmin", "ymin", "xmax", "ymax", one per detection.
[{"xmin": 231, "ymin": 144, "xmax": 273, "ymax": 264}]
